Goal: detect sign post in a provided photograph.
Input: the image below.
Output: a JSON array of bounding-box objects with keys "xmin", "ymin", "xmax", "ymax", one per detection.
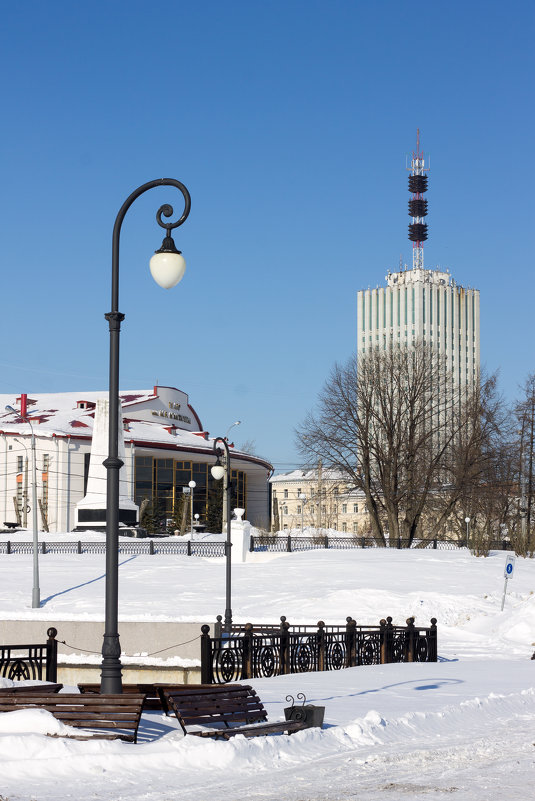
[{"xmin": 501, "ymin": 554, "xmax": 516, "ymax": 611}]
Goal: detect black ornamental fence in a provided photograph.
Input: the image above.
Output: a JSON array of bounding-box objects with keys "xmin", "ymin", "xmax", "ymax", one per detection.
[
  {"xmin": 0, "ymin": 536, "xmax": 513, "ymax": 555},
  {"xmin": 201, "ymin": 616, "xmax": 437, "ymax": 684},
  {"xmin": 0, "ymin": 627, "xmax": 58, "ymax": 683}
]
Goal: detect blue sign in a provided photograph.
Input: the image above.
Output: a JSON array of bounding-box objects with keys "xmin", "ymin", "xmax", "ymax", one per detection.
[{"xmin": 504, "ymin": 555, "xmax": 516, "ymax": 579}]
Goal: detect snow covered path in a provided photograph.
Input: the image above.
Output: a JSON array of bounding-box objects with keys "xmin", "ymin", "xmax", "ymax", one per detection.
[{"xmin": 0, "ymin": 546, "xmax": 534, "ymax": 800}]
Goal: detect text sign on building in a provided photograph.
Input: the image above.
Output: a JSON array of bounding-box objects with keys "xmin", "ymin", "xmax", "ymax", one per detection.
[{"xmin": 503, "ymin": 555, "xmax": 516, "ymax": 579}]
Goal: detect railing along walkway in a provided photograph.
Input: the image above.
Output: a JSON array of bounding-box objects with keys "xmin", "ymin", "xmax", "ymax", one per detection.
[
  {"xmin": 0, "ymin": 536, "xmax": 512, "ymax": 556},
  {"xmin": 201, "ymin": 616, "xmax": 438, "ymax": 684}
]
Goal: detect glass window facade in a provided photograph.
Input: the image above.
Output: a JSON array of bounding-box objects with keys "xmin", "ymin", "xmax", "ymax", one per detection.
[{"xmin": 134, "ymin": 455, "xmax": 247, "ymax": 523}]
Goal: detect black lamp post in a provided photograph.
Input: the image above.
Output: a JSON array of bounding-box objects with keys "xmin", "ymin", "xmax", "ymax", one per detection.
[
  {"xmin": 100, "ymin": 178, "xmax": 191, "ymax": 694},
  {"xmin": 211, "ymin": 437, "xmax": 232, "ymax": 633}
]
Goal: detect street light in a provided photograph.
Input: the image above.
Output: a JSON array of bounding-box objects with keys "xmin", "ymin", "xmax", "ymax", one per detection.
[
  {"xmin": 464, "ymin": 516, "xmax": 470, "ymax": 548},
  {"xmin": 6, "ymin": 406, "xmax": 40, "ymax": 607},
  {"xmin": 188, "ymin": 480, "xmax": 196, "ymax": 536},
  {"xmin": 221, "ymin": 422, "xmax": 240, "ymax": 533},
  {"xmin": 211, "ymin": 437, "xmax": 232, "ymax": 633},
  {"xmin": 101, "ymin": 178, "xmax": 191, "ymax": 694}
]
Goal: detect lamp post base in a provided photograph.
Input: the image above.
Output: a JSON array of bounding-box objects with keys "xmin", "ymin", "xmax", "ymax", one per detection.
[{"xmin": 100, "ymin": 634, "xmax": 123, "ymax": 693}]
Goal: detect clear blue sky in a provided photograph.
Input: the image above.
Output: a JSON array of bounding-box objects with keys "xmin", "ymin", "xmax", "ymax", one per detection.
[{"xmin": 0, "ymin": 1, "xmax": 533, "ymax": 471}]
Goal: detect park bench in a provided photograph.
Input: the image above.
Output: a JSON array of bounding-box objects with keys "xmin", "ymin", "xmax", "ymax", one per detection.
[
  {"xmin": 77, "ymin": 682, "xmax": 215, "ymax": 713},
  {"xmin": 0, "ymin": 683, "xmax": 63, "ymax": 694},
  {"xmin": 0, "ymin": 692, "xmax": 146, "ymax": 742},
  {"xmin": 163, "ymin": 684, "xmax": 306, "ymax": 739}
]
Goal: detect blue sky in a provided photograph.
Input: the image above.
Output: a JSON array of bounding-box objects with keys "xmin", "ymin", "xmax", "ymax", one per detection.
[{"xmin": 0, "ymin": 0, "xmax": 533, "ymax": 471}]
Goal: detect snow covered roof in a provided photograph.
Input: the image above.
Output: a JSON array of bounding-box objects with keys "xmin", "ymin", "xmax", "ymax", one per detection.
[{"xmin": 0, "ymin": 388, "xmax": 272, "ymax": 470}]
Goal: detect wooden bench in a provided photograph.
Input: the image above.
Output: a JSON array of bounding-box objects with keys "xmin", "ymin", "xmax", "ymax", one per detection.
[
  {"xmin": 163, "ymin": 685, "xmax": 305, "ymax": 739},
  {"xmin": 0, "ymin": 693, "xmax": 146, "ymax": 742},
  {"xmin": 0, "ymin": 683, "xmax": 63, "ymax": 694},
  {"xmin": 77, "ymin": 682, "xmax": 215, "ymax": 714}
]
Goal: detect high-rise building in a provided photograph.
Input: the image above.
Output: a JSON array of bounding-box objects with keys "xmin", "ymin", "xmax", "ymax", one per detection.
[{"xmin": 357, "ymin": 132, "xmax": 480, "ymax": 389}]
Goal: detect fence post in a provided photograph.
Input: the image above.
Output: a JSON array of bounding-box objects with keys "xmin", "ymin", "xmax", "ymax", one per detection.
[
  {"xmin": 360, "ymin": 537, "xmax": 365, "ymax": 549},
  {"xmin": 380, "ymin": 617, "xmax": 394, "ymax": 663},
  {"xmin": 280, "ymin": 617, "xmax": 290, "ymax": 674},
  {"xmin": 249, "ymin": 534, "xmax": 255, "ymax": 552},
  {"xmin": 6, "ymin": 540, "xmax": 10, "ymax": 555},
  {"xmin": 406, "ymin": 616, "xmax": 415, "ymax": 662},
  {"xmin": 433, "ymin": 539, "xmax": 437, "ymax": 550},
  {"xmin": 214, "ymin": 615, "xmax": 222, "ymax": 639},
  {"xmin": 324, "ymin": 535, "xmax": 329, "ymax": 548},
  {"xmin": 397, "ymin": 537, "xmax": 401, "ymax": 549},
  {"xmin": 502, "ymin": 540, "xmax": 507, "ymax": 550},
  {"xmin": 200, "ymin": 625, "xmax": 213, "ymax": 684},
  {"xmin": 187, "ymin": 539, "xmax": 192, "ymax": 556},
  {"xmin": 45, "ymin": 627, "xmax": 58, "ymax": 683},
  {"xmin": 41, "ymin": 540, "xmax": 46, "ymax": 554},
  {"xmin": 346, "ymin": 617, "xmax": 357, "ymax": 667},
  {"xmin": 243, "ymin": 623, "xmax": 254, "ymax": 680},
  {"xmin": 287, "ymin": 535, "xmax": 292, "ymax": 552},
  {"xmin": 317, "ymin": 620, "xmax": 325, "ymax": 672},
  {"xmin": 149, "ymin": 539, "xmax": 155, "ymax": 555},
  {"xmin": 429, "ymin": 618, "xmax": 438, "ymax": 662},
  {"xmin": 77, "ymin": 540, "xmax": 82, "ymax": 554}
]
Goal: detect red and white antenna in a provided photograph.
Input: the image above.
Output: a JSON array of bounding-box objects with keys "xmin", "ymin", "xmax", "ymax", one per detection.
[{"xmin": 407, "ymin": 128, "xmax": 429, "ymax": 269}]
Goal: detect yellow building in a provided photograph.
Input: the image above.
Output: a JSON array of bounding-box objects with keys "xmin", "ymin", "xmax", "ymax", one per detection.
[{"xmin": 270, "ymin": 468, "xmax": 370, "ymax": 534}]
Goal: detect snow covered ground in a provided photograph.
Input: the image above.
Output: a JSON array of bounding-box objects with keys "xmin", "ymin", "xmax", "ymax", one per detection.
[{"xmin": 0, "ymin": 540, "xmax": 534, "ymax": 800}]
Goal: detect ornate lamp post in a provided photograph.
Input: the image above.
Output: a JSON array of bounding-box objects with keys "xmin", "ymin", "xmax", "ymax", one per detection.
[
  {"xmin": 6, "ymin": 405, "xmax": 40, "ymax": 607},
  {"xmin": 188, "ymin": 480, "xmax": 196, "ymax": 536},
  {"xmin": 464, "ymin": 516, "xmax": 471, "ymax": 548},
  {"xmin": 211, "ymin": 437, "xmax": 232, "ymax": 632},
  {"xmin": 101, "ymin": 178, "xmax": 191, "ymax": 694}
]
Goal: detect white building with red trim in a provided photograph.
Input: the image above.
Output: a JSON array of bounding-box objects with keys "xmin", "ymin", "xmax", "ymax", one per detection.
[{"xmin": 0, "ymin": 386, "xmax": 272, "ymax": 533}]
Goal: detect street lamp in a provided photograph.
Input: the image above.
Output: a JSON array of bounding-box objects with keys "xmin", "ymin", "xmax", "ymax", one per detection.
[
  {"xmin": 211, "ymin": 437, "xmax": 232, "ymax": 633},
  {"xmin": 6, "ymin": 406, "xmax": 40, "ymax": 607},
  {"xmin": 188, "ymin": 480, "xmax": 196, "ymax": 536},
  {"xmin": 464, "ymin": 517, "xmax": 471, "ymax": 548},
  {"xmin": 221, "ymin": 422, "xmax": 240, "ymax": 533},
  {"xmin": 101, "ymin": 178, "xmax": 191, "ymax": 694}
]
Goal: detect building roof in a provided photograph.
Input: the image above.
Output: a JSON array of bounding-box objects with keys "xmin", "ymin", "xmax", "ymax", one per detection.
[{"xmin": 0, "ymin": 388, "xmax": 272, "ymax": 471}]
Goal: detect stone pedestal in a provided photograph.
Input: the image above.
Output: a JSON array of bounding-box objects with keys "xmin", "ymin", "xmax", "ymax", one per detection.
[
  {"xmin": 75, "ymin": 398, "xmax": 138, "ymax": 530},
  {"xmin": 230, "ymin": 508, "xmax": 251, "ymax": 562}
]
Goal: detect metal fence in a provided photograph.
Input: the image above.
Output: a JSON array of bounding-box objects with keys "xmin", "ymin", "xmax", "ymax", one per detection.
[
  {"xmin": 201, "ymin": 616, "xmax": 438, "ymax": 684},
  {"xmin": 0, "ymin": 535, "xmax": 512, "ymax": 556},
  {"xmin": 0, "ymin": 540, "xmax": 226, "ymax": 557},
  {"xmin": 0, "ymin": 628, "xmax": 58, "ymax": 682}
]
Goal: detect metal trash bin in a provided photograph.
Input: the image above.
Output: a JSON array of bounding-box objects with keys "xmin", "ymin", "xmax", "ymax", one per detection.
[{"xmin": 284, "ymin": 693, "xmax": 325, "ymax": 729}]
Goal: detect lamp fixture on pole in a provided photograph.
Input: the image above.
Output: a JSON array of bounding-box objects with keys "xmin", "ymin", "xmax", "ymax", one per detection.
[
  {"xmin": 188, "ymin": 480, "xmax": 196, "ymax": 536},
  {"xmin": 101, "ymin": 178, "xmax": 191, "ymax": 694},
  {"xmin": 6, "ymin": 405, "xmax": 40, "ymax": 608},
  {"xmin": 211, "ymin": 436, "xmax": 232, "ymax": 632},
  {"xmin": 464, "ymin": 516, "xmax": 470, "ymax": 548}
]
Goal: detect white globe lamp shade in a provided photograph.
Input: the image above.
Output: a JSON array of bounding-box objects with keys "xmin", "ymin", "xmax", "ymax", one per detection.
[
  {"xmin": 189, "ymin": 480, "xmax": 196, "ymax": 489},
  {"xmin": 149, "ymin": 250, "xmax": 186, "ymax": 289},
  {"xmin": 211, "ymin": 464, "xmax": 225, "ymax": 480}
]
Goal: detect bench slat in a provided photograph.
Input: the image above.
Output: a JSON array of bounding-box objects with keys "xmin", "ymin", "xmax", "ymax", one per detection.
[{"xmin": 0, "ymin": 693, "xmax": 146, "ymax": 742}]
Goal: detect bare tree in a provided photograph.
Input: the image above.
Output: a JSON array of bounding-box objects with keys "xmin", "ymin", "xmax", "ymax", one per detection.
[
  {"xmin": 296, "ymin": 342, "xmax": 498, "ymax": 546},
  {"xmin": 514, "ymin": 373, "xmax": 535, "ymax": 554}
]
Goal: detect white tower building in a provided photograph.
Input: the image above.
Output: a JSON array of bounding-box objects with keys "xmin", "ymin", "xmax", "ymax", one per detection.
[
  {"xmin": 357, "ymin": 133, "xmax": 480, "ymax": 390},
  {"xmin": 357, "ymin": 267, "xmax": 480, "ymax": 388}
]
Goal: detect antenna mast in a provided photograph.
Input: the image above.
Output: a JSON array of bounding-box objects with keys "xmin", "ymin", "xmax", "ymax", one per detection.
[{"xmin": 407, "ymin": 128, "xmax": 429, "ymax": 270}]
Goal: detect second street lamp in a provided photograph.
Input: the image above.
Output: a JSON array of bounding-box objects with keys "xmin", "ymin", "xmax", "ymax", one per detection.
[
  {"xmin": 188, "ymin": 480, "xmax": 196, "ymax": 536},
  {"xmin": 211, "ymin": 437, "xmax": 232, "ymax": 633},
  {"xmin": 101, "ymin": 178, "xmax": 191, "ymax": 694}
]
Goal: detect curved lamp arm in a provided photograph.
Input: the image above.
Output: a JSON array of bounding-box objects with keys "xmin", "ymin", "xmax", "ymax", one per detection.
[{"xmin": 111, "ymin": 178, "xmax": 191, "ymax": 312}]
